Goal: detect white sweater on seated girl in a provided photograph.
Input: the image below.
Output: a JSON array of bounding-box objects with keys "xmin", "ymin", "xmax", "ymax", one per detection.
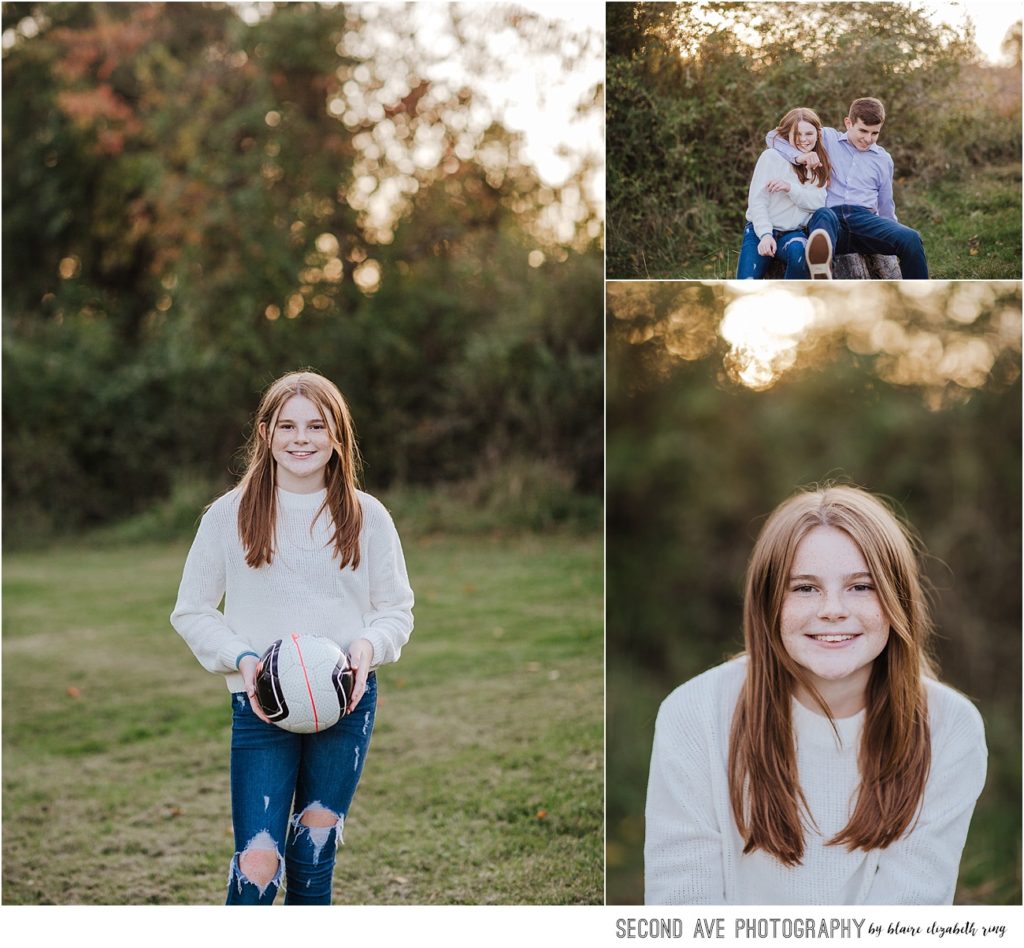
[
  {"xmin": 745, "ymin": 149, "xmax": 827, "ymax": 238},
  {"xmin": 645, "ymin": 657, "xmax": 986, "ymax": 905}
]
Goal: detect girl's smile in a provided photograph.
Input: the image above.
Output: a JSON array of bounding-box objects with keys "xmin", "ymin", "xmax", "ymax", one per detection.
[{"xmin": 807, "ymin": 632, "xmax": 861, "ymax": 646}]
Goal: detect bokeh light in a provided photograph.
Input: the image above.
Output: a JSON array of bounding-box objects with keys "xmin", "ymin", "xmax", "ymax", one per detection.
[
  {"xmin": 720, "ymin": 287, "xmax": 821, "ymax": 390},
  {"xmin": 609, "ymin": 281, "xmax": 1022, "ymax": 406}
]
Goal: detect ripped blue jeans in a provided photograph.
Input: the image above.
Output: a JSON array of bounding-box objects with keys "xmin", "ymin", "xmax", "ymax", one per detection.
[{"xmin": 226, "ymin": 672, "xmax": 376, "ymax": 905}]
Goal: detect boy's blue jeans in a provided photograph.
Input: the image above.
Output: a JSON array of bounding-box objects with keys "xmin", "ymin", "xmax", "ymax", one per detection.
[
  {"xmin": 806, "ymin": 205, "xmax": 928, "ymax": 279},
  {"xmin": 736, "ymin": 222, "xmax": 810, "ymax": 279},
  {"xmin": 226, "ymin": 673, "xmax": 376, "ymax": 905}
]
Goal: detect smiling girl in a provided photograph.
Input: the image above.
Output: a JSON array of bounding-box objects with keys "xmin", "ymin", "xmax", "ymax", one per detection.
[
  {"xmin": 171, "ymin": 370, "xmax": 414, "ymax": 904},
  {"xmin": 736, "ymin": 108, "xmax": 832, "ymax": 280},
  {"xmin": 644, "ymin": 485, "xmax": 986, "ymax": 904}
]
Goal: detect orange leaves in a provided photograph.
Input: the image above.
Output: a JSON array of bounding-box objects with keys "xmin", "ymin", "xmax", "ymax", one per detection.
[
  {"xmin": 57, "ymin": 84, "xmax": 134, "ymax": 124},
  {"xmin": 56, "ymin": 85, "xmax": 141, "ymax": 155},
  {"xmin": 50, "ymin": 6, "xmax": 160, "ymax": 155},
  {"xmin": 51, "ymin": 5, "xmax": 159, "ymax": 83}
]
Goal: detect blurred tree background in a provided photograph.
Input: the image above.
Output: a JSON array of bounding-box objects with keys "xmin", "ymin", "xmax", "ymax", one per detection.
[
  {"xmin": 606, "ymin": 281, "xmax": 1022, "ymax": 904},
  {"xmin": 607, "ymin": 1, "xmax": 1022, "ymax": 278},
  {"xmin": 2, "ymin": 1, "xmax": 603, "ymax": 542}
]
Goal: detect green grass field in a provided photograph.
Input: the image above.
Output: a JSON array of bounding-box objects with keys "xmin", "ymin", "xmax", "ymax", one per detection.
[
  {"xmin": 902, "ymin": 162, "xmax": 1022, "ymax": 280},
  {"xmin": 2, "ymin": 530, "xmax": 603, "ymax": 905}
]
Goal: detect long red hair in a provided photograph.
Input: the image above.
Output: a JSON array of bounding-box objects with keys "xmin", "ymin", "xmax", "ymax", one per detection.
[
  {"xmin": 728, "ymin": 484, "xmax": 935, "ymax": 866},
  {"xmin": 235, "ymin": 371, "xmax": 363, "ymax": 570}
]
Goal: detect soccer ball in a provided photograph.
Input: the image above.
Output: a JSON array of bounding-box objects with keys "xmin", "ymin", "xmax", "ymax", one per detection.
[{"xmin": 253, "ymin": 633, "xmax": 354, "ymax": 733}]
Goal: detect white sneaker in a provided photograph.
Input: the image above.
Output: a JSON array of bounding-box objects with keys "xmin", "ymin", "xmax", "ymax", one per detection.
[{"xmin": 806, "ymin": 229, "xmax": 833, "ymax": 279}]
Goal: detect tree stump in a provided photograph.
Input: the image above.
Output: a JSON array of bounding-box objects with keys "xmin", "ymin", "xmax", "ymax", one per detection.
[
  {"xmin": 832, "ymin": 253, "xmax": 902, "ymax": 279},
  {"xmin": 765, "ymin": 253, "xmax": 902, "ymax": 279}
]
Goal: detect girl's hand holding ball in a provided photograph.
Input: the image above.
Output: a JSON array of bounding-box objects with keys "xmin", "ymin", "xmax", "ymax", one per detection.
[
  {"xmin": 346, "ymin": 638, "xmax": 374, "ymax": 713},
  {"xmin": 239, "ymin": 654, "xmax": 272, "ymax": 723}
]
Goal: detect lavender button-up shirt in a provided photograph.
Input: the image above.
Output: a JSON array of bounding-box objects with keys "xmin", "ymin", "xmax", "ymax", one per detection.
[{"xmin": 767, "ymin": 126, "xmax": 897, "ymax": 221}]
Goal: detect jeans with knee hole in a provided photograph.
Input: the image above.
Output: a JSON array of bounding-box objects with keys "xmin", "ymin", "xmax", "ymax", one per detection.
[
  {"xmin": 736, "ymin": 222, "xmax": 810, "ymax": 279},
  {"xmin": 226, "ymin": 672, "xmax": 376, "ymax": 905}
]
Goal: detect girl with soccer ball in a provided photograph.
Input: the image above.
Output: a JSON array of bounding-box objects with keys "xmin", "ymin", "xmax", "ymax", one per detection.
[{"xmin": 171, "ymin": 370, "xmax": 414, "ymax": 905}]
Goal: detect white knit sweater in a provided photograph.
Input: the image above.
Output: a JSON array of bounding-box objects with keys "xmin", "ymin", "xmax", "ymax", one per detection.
[
  {"xmin": 745, "ymin": 149, "xmax": 827, "ymax": 238},
  {"xmin": 170, "ymin": 487, "xmax": 414, "ymax": 693},
  {"xmin": 645, "ymin": 658, "xmax": 986, "ymax": 905}
]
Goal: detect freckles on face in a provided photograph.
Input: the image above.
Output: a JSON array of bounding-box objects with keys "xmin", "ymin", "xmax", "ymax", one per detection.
[{"xmin": 779, "ymin": 526, "xmax": 890, "ymax": 699}]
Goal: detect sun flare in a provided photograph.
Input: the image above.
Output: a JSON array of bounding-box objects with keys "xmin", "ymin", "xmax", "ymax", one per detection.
[{"xmin": 720, "ymin": 287, "xmax": 821, "ymax": 390}]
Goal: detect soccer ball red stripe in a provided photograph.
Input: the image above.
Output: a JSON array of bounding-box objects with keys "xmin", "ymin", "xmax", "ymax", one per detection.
[{"xmin": 290, "ymin": 633, "xmax": 321, "ymax": 732}]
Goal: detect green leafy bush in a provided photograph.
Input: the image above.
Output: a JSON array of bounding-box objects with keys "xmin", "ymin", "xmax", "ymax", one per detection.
[{"xmin": 2, "ymin": 3, "xmax": 602, "ymax": 541}]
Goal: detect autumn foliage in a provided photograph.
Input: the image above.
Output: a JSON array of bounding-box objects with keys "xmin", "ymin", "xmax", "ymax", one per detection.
[{"xmin": 2, "ymin": 2, "xmax": 603, "ymax": 537}]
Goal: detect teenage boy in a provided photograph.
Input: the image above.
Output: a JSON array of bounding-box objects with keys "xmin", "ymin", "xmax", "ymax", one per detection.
[{"xmin": 767, "ymin": 97, "xmax": 928, "ymax": 279}]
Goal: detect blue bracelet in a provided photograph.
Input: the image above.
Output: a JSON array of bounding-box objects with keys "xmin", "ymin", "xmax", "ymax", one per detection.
[{"xmin": 235, "ymin": 650, "xmax": 261, "ymax": 669}]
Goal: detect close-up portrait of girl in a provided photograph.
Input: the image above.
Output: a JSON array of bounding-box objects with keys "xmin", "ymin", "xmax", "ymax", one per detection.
[{"xmin": 644, "ymin": 484, "xmax": 987, "ymax": 905}]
